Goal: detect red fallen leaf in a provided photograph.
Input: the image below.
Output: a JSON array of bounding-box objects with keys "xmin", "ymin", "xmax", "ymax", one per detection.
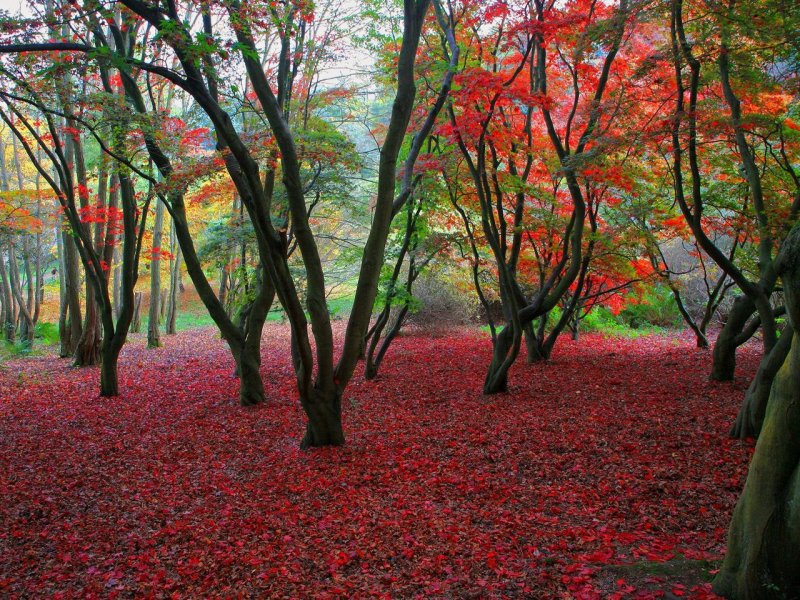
[{"xmin": 0, "ymin": 327, "xmax": 754, "ymax": 598}]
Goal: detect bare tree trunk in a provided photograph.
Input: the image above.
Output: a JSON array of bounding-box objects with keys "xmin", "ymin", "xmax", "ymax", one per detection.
[
  {"xmin": 147, "ymin": 199, "xmax": 165, "ymax": 348},
  {"xmin": 713, "ymin": 225, "xmax": 800, "ymax": 598},
  {"xmin": 71, "ymin": 136, "xmax": 101, "ymax": 366},
  {"xmin": 9, "ymin": 135, "xmax": 34, "ymax": 346},
  {"xmin": 56, "ymin": 225, "xmax": 67, "ymax": 349},
  {"xmin": 165, "ymin": 220, "xmax": 181, "ymax": 335},
  {"xmin": 714, "ymin": 334, "xmax": 800, "ymax": 597},
  {"xmin": 0, "ymin": 138, "xmax": 14, "ymax": 343},
  {"xmin": 712, "ymin": 296, "xmax": 754, "ymax": 381},
  {"xmin": 131, "ymin": 291, "xmax": 143, "ymax": 333},
  {"xmin": 60, "ymin": 226, "xmax": 82, "ymax": 357},
  {"xmin": 74, "ymin": 290, "xmax": 101, "ymax": 365},
  {"xmin": 159, "ymin": 289, "xmax": 167, "ymax": 320},
  {"xmin": 7, "ymin": 241, "xmax": 34, "ymax": 349},
  {"xmin": 0, "ymin": 242, "xmax": 13, "ymax": 343},
  {"xmin": 112, "ymin": 245, "xmax": 121, "ymax": 320},
  {"xmin": 668, "ymin": 283, "xmax": 709, "ymax": 348},
  {"xmin": 19, "ymin": 236, "xmax": 34, "ymax": 345},
  {"xmin": 730, "ymin": 326, "xmax": 793, "ymax": 440},
  {"xmin": 300, "ymin": 387, "xmax": 345, "ymax": 449},
  {"xmin": 218, "ymin": 265, "xmax": 229, "ymax": 310},
  {"xmin": 32, "ymin": 164, "xmax": 43, "ymax": 332}
]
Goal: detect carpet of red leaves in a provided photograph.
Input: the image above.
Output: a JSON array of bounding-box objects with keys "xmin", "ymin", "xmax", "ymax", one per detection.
[{"xmin": 0, "ymin": 326, "xmax": 759, "ymax": 599}]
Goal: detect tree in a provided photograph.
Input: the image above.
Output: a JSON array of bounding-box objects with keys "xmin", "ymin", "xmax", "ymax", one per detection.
[
  {"xmin": 439, "ymin": 0, "xmax": 636, "ymax": 392},
  {"xmin": 713, "ymin": 224, "xmax": 800, "ymax": 599},
  {"xmin": 0, "ymin": 64, "xmax": 152, "ymax": 395},
  {"xmin": 0, "ymin": 0, "xmax": 456, "ymax": 445}
]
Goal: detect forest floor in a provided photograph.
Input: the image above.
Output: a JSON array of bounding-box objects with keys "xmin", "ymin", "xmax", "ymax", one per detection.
[{"xmin": 0, "ymin": 325, "xmax": 759, "ymax": 599}]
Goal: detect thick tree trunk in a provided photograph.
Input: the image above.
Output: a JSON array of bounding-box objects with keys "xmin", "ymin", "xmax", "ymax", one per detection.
[
  {"xmin": 300, "ymin": 387, "xmax": 345, "ymax": 449},
  {"xmin": 484, "ymin": 325, "xmax": 519, "ymax": 394},
  {"xmin": 232, "ymin": 271, "xmax": 273, "ymax": 406},
  {"xmin": 712, "ymin": 296, "xmax": 754, "ymax": 381},
  {"xmin": 99, "ymin": 341, "xmax": 121, "ymax": 397},
  {"xmin": 714, "ymin": 225, "xmax": 800, "ymax": 598},
  {"xmin": 236, "ymin": 347, "xmax": 266, "ymax": 406},
  {"xmin": 713, "ymin": 334, "xmax": 800, "ymax": 599},
  {"xmin": 73, "ymin": 297, "xmax": 101, "ymax": 366},
  {"xmin": 147, "ymin": 199, "xmax": 165, "ymax": 348},
  {"xmin": 524, "ymin": 321, "xmax": 547, "ymax": 362},
  {"xmin": 730, "ymin": 327, "xmax": 794, "ymax": 440}
]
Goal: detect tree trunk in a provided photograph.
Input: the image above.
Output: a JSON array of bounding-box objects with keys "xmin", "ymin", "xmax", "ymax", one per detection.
[
  {"xmin": 670, "ymin": 284, "xmax": 709, "ymax": 348},
  {"xmin": 61, "ymin": 227, "xmax": 83, "ymax": 358},
  {"xmin": 233, "ymin": 268, "xmax": 274, "ymax": 405},
  {"xmin": 20, "ymin": 236, "xmax": 35, "ymax": 346},
  {"xmin": 300, "ymin": 387, "xmax": 346, "ymax": 449},
  {"xmin": 7, "ymin": 241, "xmax": 34, "ymax": 349},
  {"xmin": 524, "ymin": 320, "xmax": 547, "ymax": 362},
  {"xmin": 159, "ymin": 289, "xmax": 167, "ymax": 321},
  {"xmin": 73, "ymin": 298, "xmax": 101, "ymax": 366},
  {"xmin": 713, "ymin": 333, "xmax": 800, "ymax": 598},
  {"xmin": 112, "ymin": 246, "xmax": 121, "ymax": 321},
  {"xmin": 236, "ymin": 346, "xmax": 266, "ymax": 406},
  {"xmin": 100, "ymin": 340, "xmax": 122, "ymax": 397},
  {"xmin": 696, "ymin": 332, "xmax": 709, "ymax": 349},
  {"xmin": 365, "ymin": 304, "xmax": 410, "ymax": 380},
  {"xmin": 71, "ymin": 121, "xmax": 101, "ymax": 366},
  {"xmin": 730, "ymin": 327, "xmax": 794, "ymax": 440},
  {"xmin": 712, "ymin": 296, "xmax": 754, "ymax": 381},
  {"xmin": 484, "ymin": 325, "xmax": 520, "ymax": 394},
  {"xmin": 714, "ymin": 225, "xmax": 800, "ymax": 599},
  {"xmin": 165, "ymin": 221, "xmax": 181, "ymax": 334},
  {"xmin": 218, "ymin": 266, "xmax": 229, "ymax": 310},
  {"xmin": 364, "ymin": 306, "xmax": 392, "ymax": 381},
  {"xmin": 131, "ymin": 291, "xmax": 143, "ymax": 333},
  {"xmin": 56, "ymin": 225, "xmax": 67, "ymax": 350},
  {"xmin": 147, "ymin": 199, "xmax": 165, "ymax": 348},
  {"xmin": 0, "ymin": 244, "xmax": 14, "ymax": 343}
]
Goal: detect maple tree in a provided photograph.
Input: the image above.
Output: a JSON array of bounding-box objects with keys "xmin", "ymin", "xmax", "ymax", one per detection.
[
  {"xmin": 0, "ymin": 68, "xmax": 153, "ymax": 395},
  {"xmin": 0, "ymin": 0, "xmax": 457, "ymax": 446},
  {"xmin": 0, "ymin": 132, "xmax": 48, "ymax": 349},
  {"xmin": 0, "ymin": 0, "xmax": 799, "ymax": 596}
]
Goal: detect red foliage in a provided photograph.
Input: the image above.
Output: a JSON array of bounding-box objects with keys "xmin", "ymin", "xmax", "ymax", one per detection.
[{"xmin": 0, "ymin": 327, "xmax": 757, "ymax": 598}]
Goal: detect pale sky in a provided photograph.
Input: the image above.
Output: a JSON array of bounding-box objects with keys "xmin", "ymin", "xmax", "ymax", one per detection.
[{"xmin": 0, "ymin": 0, "xmax": 30, "ymax": 14}]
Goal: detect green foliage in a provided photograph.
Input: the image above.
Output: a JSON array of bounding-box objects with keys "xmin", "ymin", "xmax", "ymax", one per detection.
[
  {"xmin": 618, "ymin": 285, "xmax": 683, "ymax": 330},
  {"xmin": 197, "ymin": 217, "xmax": 255, "ymax": 267},
  {"xmin": 34, "ymin": 321, "xmax": 59, "ymax": 345},
  {"xmin": 0, "ymin": 322, "xmax": 58, "ymax": 361}
]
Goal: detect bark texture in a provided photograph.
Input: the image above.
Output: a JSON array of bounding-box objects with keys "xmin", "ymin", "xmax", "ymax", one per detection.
[{"xmin": 714, "ymin": 225, "xmax": 800, "ymax": 599}]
